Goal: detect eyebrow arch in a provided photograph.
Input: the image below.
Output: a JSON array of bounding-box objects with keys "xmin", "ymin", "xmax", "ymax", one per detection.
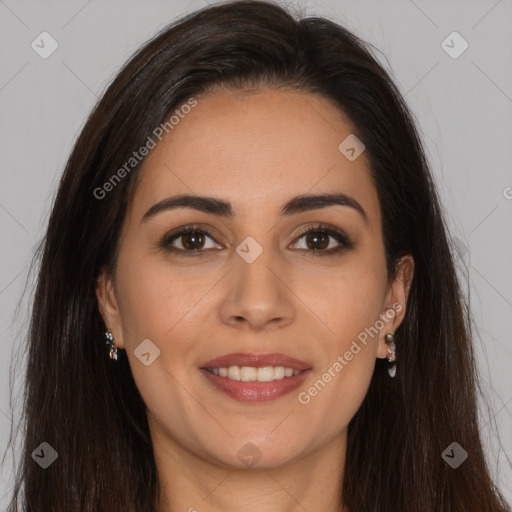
[{"xmin": 141, "ymin": 192, "xmax": 369, "ymax": 225}]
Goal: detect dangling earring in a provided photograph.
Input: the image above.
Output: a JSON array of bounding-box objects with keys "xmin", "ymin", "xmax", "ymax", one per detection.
[
  {"xmin": 384, "ymin": 332, "xmax": 396, "ymax": 378},
  {"xmin": 103, "ymin": 329, "xmax": 118, "ymax": 361}
]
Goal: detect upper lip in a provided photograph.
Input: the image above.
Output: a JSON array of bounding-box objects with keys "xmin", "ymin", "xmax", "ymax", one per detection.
[{"xmin": 200, "ymin": 353, "xmax": 312, "ymax": 371}]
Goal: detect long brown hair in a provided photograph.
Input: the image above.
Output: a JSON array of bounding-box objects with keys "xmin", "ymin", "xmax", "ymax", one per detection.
[{"xmin": 5, "ymin": 1, "xmax": 510, "ymax": 510}]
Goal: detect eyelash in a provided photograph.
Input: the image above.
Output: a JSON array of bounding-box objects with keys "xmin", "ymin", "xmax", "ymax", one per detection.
[{"xmin": 159, "ymin": 223, "xmax": 354, "ymax": 257}]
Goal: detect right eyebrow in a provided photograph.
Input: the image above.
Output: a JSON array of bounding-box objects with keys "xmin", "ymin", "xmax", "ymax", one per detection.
[{"xmin": 141, "ymin": 192, "xmax": 369, "ymax": 227}]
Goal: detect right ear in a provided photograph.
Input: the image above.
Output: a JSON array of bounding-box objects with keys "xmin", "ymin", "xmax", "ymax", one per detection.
[{"xmin": 96, "ymin": 268, "xmax": 125, "ymax": 350}]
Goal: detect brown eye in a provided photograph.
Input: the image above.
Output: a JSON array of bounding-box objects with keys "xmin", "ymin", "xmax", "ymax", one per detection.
[
  {"xmin": 290, "ymin": 224, "xmax": 354, "ymax": 256},
  {"xmin": 160, "ymin": 227, "xmax": 221, "ymax": 255},
  {"xmin": 304, "ymin": 231, "xmax": 330, "ymax": 251},
  {"xmin": 180, "ymin": 231, "xmax": 206, "ymax": 250}
]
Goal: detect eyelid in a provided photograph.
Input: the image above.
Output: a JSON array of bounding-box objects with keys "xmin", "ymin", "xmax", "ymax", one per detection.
[
  {"xmin": 290, "ymin": 222, "xmax": 354, "ymax": 253},
  {"xmin": 159, "ymin": 224, "xmax": 223, "ymax": 253},
  {"xmin": 159, "ymin": 222, "xmax": 353, "ymax": 255}
]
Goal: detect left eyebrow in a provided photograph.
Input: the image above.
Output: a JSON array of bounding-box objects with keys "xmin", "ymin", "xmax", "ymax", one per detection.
[{"xmin": 141, "ymin": 192, "xmax": 369, "ymax": 226}]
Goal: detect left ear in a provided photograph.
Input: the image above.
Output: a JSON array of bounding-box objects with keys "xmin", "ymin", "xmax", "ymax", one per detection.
[{"xmin": 376, "ymin": 254, "xmax": 414, "ymax": 359}]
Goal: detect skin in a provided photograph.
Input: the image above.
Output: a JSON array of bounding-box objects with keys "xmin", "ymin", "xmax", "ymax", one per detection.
[{"xmin": 97, "ymin": 88, "xmax": 414, "ymax": 512}]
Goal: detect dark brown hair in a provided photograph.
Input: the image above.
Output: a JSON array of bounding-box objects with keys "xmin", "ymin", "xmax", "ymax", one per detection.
[{"xmin": 5, "ymin": 1, "xmax": 510, "ymax": 510}]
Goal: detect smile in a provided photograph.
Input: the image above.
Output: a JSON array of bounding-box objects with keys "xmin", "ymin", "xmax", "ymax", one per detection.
[
  {"xmin": 205, "ymin": 365, "xmax": 302, "ymax": 381},
  {"xmin": 200, "ymin": 367, "xmax": 311, "ymax": 402}
]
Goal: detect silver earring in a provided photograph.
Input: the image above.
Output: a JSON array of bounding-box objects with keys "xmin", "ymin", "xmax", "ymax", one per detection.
[
  {"xmin": 384, "ymin": 332, "xmax": 396, "ymax": 378},
  {"xmin": 103, "ymin": 329, "xmax": 118, "ymax": 361}
]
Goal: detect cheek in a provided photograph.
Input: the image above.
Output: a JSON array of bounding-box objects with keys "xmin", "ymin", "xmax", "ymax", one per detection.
[
  {"xmin": 298, "ymin": 321, "xmax": 378, "ymax": 446},
  {"xmin": 115, "ymin": 251, "xmax": 208, "ymax": 343},
  {"xmin": 308, "ymin": 257, "xmax": 385, "ymax": 344},
  {"xmin": 113, "ymin": 255, "xmax": 203, "ymax": 424},
  {"xmin": 295, "ymin": 258, "xmax": 384, "ymax": 420}
]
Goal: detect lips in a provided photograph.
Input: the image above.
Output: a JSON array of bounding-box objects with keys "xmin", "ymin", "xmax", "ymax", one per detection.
[
  {"xmin": 200, "ymin": 367, "xmax": 311, "ymax": 402},
  {"xmin": 200, "ymin": 352, "xmax": 312, "ymax": 371}
]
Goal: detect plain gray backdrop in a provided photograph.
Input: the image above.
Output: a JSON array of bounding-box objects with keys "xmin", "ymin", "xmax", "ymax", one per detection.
[{"xmin": 1, "ymin": 0, "xmax": 511, "ymax": 507}]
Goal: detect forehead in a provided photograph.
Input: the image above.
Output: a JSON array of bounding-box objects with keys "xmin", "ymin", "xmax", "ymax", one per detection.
[{"xmin": 128, "ymin": 88, "xmax": 380, "ymax": 227}]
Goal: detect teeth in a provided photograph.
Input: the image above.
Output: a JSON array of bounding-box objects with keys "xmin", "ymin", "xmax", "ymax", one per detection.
[
  {"xmin": 228, "ymin": 366, "xmax": 241, "ymax": 381},
  {"xmin": 208, "ymin": 365, "xmax": 303, "ymax": 382}
]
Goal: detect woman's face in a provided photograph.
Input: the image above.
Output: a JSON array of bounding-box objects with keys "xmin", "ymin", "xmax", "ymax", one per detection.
[{"xmin": 97, "ymin": 88, "xmax": 413, "ymax": 470}]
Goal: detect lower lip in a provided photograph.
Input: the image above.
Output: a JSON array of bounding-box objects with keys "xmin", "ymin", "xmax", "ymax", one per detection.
[{"xmin": 200, "ymin": 368, "xmax": 311, "ymax": 403}]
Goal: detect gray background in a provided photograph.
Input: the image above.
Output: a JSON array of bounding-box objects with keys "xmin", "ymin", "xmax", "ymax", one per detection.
[{"xmin": 0, "ymin": 0, "xmax": 511, "ymax": 507}]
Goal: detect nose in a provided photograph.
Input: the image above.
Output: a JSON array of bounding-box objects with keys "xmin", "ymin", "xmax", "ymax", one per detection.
[{"xmin": 218, "ymin": 245, "xmax": 295, "ymax": 331}]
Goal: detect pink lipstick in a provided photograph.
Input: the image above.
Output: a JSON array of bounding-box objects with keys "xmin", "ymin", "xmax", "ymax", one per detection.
[{"xmin": 200, "ymin": 352, "xmax": 312, "ymax": 403}]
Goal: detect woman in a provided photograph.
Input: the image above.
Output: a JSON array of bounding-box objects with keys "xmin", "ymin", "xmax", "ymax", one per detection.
[{"xmin": 6, "ymin": 0, "xmax": 510, "ymax": 510}]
